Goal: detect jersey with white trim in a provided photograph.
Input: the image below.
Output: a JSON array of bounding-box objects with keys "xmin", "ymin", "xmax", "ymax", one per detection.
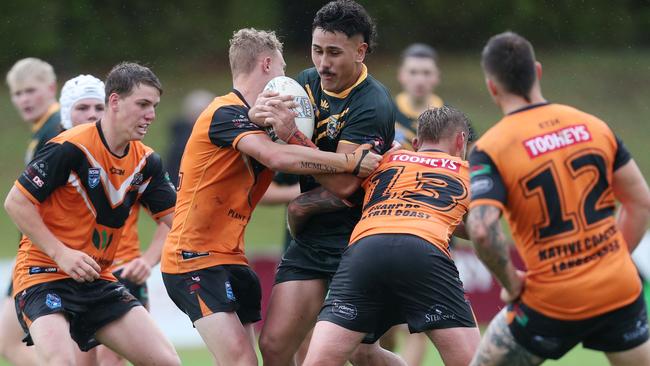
[
  {"xmin": 468, "ymin": 103, "xmax": 638, "ymax": 320},
  {"xmin": 295, "ymin": 65, "xmax": 395, "ymax": 255},
  {"xmin": 13, "ymin": 122, "xmax": 176, "ymax": 295}
]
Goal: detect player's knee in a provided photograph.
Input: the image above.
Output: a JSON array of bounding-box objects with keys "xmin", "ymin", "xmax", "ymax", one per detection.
[
  {"xmin": 154, "ymin": 348, "xmax": 181, "ymax": 366},
  {"xmin": 41, "ymin": 351, "xmax": 76, "ymax": 366},
  {"xmin": 259, "ymin": 332, "xmax": 287, "ymax": 360}
]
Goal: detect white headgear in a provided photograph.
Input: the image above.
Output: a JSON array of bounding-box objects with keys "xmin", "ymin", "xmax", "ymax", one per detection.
[{"xmin": 59, "ymin": 74, "xmax": 105, "ymax": 130}]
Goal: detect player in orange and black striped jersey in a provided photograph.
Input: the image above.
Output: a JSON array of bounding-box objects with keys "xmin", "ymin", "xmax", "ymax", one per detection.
[
  {"xmin": 5, "ymin": 63, "xmax": 180, "ymax": 366},
  {"xmin": 259, "ymin": 3, "xmax": 396, "ymax": 365},
  {"xmin": 160, "ymin": 28, "xmax": 380, "ymax": 366},
  {"xmin": 467, "ymin": 32, "xmax": 650, "ymax": 365},
  {"xmin": 305, "ymin": 106, "xmax": 480, "ymax": 366}
]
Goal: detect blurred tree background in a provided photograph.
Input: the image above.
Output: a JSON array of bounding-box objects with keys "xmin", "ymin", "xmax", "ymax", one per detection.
[{"xmin": 1, "ymin": 0, "xmax": 649, "ymax": 72}]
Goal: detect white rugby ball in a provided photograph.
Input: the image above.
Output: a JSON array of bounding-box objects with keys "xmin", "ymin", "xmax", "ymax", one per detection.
[{"xmin": 263, "ymin": 76, "xmax": 315, "ymax": 144}]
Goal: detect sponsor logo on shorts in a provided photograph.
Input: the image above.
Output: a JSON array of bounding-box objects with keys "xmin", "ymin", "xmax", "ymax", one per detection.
[
  {"xmin": 425, "ymin": 304, "xmax": 457, "ymax": 323},
  {"xmin": 28, "ymin": 266, "xmax": 58, "ymax": 275},
  {"xmin": 88, "ymin": 168, "xmax": 101, "ymax": 188},
  {"xmin": 623, "ymin": 320, "xmax": 649, "ymax": 342},
  {"xmin": 45, "ymin": 293, "xmax": 62, "ymax": 310},
  {"xmin": 331, "ymin": 300, "xmax": 357, "ymax": 320},
  {"xmin": 225, "ymin": 281, "xmax": 236, "ymax": 301},
  {"xmin": 119, "ymin": 288, "xmax": 137, "ymax": 303},
  {"xmin": 181, "ymin": 250, "xmax": 210, "ymax": 260}
]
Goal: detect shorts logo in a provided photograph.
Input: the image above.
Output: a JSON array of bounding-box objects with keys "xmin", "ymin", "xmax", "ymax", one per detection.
[
  {"xmin": 425, "ymin": 304, "xmax": 456, "ymax": 323},
  {"xmin": 88, "ymin": 168, "xmax": 101, "ymax": 188},
  {"xmin": 28, "ymin": 266, "xmax": 57, "ymax": 275},
  {"xmin": 623, "ymin": 320, "xmax": 649, "ymax": 342},
  {"xmin": 181, "ymin": 250, "xmax": 210, "ymax": 260},
  {"xmin": 45, "ymin": 293, "xmax": 61, "ymax": 310},
  {"xmin": 332, "ymin": 300, "xmax": 357, "ymax": 320},
  {"xmin": 119, "ymin": 288, "xmax": 137, "ymax": 303},
  {"xmin": 225, "ymin": 281, "xmax": 236, "ymax": 301}
]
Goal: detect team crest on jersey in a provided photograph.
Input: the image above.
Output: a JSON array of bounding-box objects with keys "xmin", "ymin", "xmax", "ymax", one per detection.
[
  {"xmin": 88, "ymin": 168, "xmax": 101, "ymax": 188},
  {"xmin": 326, "ymin": 115, "xmax": 343, "ymax": 139}
]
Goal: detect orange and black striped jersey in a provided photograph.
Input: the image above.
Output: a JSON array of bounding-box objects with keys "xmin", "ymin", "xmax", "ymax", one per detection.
[
  {"xmin": 13, "ymin": 122, "xmax": 176, "ymax": 295},
  {"xmin": 469, "ymin": 102, "xmax": 638, "ymax": 320},
  {"xmin": 109, "ymin": 203, "xmax": 141, "ymax": 270},
  {"xmin": 161, "ymin": 90, "xmax": 274, "ymax": 274},
  {"xmin": 351, "ymin": 149, "xmax": 469, "ymax": 256}
]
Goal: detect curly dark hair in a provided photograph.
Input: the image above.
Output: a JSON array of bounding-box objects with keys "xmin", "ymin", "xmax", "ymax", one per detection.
[{"xmin": 312, "ymin": 0, "xmax": 377, "ymax": 53}]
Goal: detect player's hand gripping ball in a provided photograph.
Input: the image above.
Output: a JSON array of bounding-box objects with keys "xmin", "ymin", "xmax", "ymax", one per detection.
[{"xmin": 263, "ymin": 76, "xmax": 315, "ymax": 144}]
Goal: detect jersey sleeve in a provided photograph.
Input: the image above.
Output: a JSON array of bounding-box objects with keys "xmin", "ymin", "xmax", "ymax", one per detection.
[
  {"xmin": 339, "ymin": 102, "xmax": 395, "ymax": 154},
  {"xmin": 16, "ymin": 142, "xmax": 77, "ymax": 204},
  {"xmin": 468, "ymin": 148, "xmax": 507, "ymax": 211},
  {"xmin": 613, "ymin": 134, "xmax": 632, "ymax": 171},
  {"xmin": 208, "ymin": 105, "xmax": 265, "ymax": 149},
  {"xmin": 139, "ymin": 153, "xmax": 177, "ymax": 219}
]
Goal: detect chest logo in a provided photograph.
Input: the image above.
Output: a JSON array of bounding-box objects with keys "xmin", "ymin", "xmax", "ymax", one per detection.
[{"xmin": 88, "ymin": 168, "xmax": 101, "ymax": 189}]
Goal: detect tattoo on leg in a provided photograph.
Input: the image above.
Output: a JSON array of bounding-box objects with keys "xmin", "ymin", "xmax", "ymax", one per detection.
[{"xmin": 471, "ymin": 310, "xmax": 543, "ymax": 366}]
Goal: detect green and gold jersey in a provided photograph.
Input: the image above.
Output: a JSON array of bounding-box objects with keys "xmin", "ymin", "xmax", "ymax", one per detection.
[
  {"xmin": 295, "ymin": 65, "xmax": 395, "ymax": 260},
  {"xmin": 394, "ymin": 92, "xmax": 443, "ymax": 150},
  {"xmin": 25, "ymin": 103, "xmax": 62, "ymax": 165}
]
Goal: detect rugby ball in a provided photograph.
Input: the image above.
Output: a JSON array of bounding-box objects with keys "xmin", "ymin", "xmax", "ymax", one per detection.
[{"xmin": 263, "ymin": 76, "xmax": 315, "ymax": 143}]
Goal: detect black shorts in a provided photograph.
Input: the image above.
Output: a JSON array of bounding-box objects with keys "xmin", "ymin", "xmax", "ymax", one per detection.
[
  {"xmin": 14, "ymin": 279, "xmax": 141, "ymax": 351},
  {"xmin": 508, "ymin": 293, "xmax": 649, "ymax": 359},
  {"xmin": 318, "ymin": 234, "xmax": 477, "ymax": 344},
  {"xmin": 275, "ymin": 239, "xmax": 342, "ymax": 284},
  {"xmin": 162, "ymin": 264, "xmax": 261, "ymax": 325},
  {"xmin": 112, "ymin": 269, "xmax": 149, "ymax": 307}
]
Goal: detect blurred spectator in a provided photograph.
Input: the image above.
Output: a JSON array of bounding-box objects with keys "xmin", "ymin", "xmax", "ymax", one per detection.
[
  {"xmin": 394, "ymin": 43, "xmax": 442, "ymax": 150},
  {"xmin": 166, "ymin": 89, "xmax": 215, "ymax": 187}
]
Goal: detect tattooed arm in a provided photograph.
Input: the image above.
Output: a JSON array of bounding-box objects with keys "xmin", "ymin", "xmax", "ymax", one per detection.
[
  {"xmin": 467, "ymin": 204, "xmax": 524, "ymax": 302},
  {"xmin": 286, "ymin": 187, "xmax": 349, "ymax": 237}
]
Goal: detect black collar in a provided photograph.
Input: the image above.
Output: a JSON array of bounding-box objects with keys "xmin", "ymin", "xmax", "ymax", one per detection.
[
  {"xmin": 232, "ymin": 89, "xmax": 251, "ymax": 108},
  {"xmin": 507, "ymin": 102, "xmax": 550, "ymax": 116},
  {"xmin": 96, "ymin": 121, "xmax": 130, "ymax": 158}
]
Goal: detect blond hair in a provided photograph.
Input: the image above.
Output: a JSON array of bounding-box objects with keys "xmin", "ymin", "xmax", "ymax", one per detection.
[
  {"xmin": 6, "ymin": 57, "xmax": 56, "ymax": 90},
  {"xmin": 229, "ymin": 28, "xmax": 283, "ymax": 77}
]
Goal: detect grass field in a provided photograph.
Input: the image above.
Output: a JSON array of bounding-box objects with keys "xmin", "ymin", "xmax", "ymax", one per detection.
[{"xmin": 0, "ymin": 50, "xmax": 648, "ymax": 365}]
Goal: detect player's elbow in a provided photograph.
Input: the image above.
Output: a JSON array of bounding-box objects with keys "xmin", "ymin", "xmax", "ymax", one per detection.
[
  {"xmin": 4, "ymin": 189, "xmax": 20, "ymax": 218},
  {"xmin": 264, "ymin": 151, "xmax": 294, "ymax": 172}
]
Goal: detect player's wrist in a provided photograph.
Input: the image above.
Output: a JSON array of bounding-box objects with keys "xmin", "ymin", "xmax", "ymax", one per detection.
[{"xmin": 287, "ymin": 130, "xmax": 316, "ymax": 148}]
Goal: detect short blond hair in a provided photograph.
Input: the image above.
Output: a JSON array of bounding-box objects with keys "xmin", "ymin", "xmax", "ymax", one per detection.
[
  {"xmin": 229, "ymin": 28, "xmax": 283, "ymax": 77},
  {"xmin": 6, "ymin": 57, "xmax": 56, "ymax": 90}
]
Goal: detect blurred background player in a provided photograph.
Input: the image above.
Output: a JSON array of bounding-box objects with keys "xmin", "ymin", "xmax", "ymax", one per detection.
[
  {"xmin": 58, "ymin": 73, "xmax": 173, "ymax": 366},
  {"xmin": 394, "ymin": 43, "xmax": 442, "ymax": 150},
  {"xmin": 305, "ymin": 106, "xmax": 480, "ymax": 366},
  {"xmin": 468, "ymin": 31, "xmax": 650, "ymax": 365},
  {"xmin": 165, "ymin": 89, "xmax": 215, "ymax": 188},
  {"xmin": 258, "ymin": 2, "xmax": 396, "ymax": 365},
  {"xmin": 160, "ymin": 28, "xmax": 380, "ymax": 366},
  {"xmin": 5, "ymin": 62, "xmax": 180, "ymax": 365},
  {"xmin": 0, "ymin": 57, "xmax": 61, "ymax": 366}
]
